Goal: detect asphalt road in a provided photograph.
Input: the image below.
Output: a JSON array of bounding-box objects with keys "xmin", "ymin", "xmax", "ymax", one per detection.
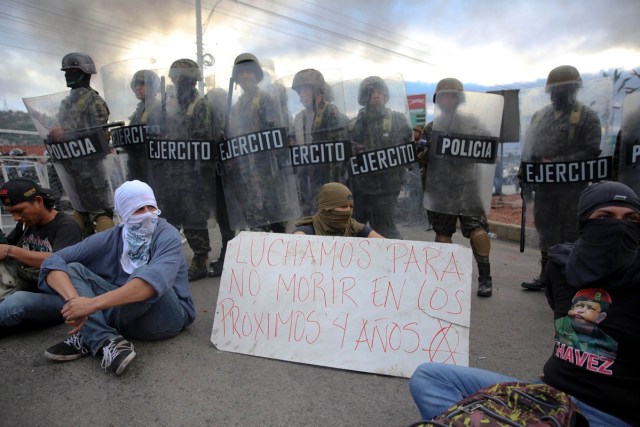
[{"xmin": 0, "ymin": 223, "xmax": 552, "ymax": 427}]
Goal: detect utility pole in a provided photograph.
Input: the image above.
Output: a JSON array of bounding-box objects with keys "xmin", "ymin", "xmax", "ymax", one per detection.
[{"xmin": 196, "ymin": 0, "xmax": 204, "ymax": 95}]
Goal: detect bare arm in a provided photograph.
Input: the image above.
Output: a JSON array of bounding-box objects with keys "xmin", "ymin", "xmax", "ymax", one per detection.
[
  {"xmin": 367, "ymin": 230, "xmax": 384, "ymax": 238},
  {"xmin": 0, "ymin": 244, "xmax": 52, "ymax": 268}
]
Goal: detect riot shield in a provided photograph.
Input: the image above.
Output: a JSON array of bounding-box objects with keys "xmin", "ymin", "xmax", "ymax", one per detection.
[
  {"xmin": 344, "ymin": 74, "xmax": 422, "ymax": 238},
  {"xmin": 101, "ymin": 59, "xmax": 161, "ymax": 184},
  {"xmin": 219, "ymin": 58, "xmax": 301, "ymax": 231},
  {"xmin": 423, "ymin": 91, "xmax": 504, "ymax": 217},
  {"xmin": 143, "ymin": 65, "xmax": 216, "ymax": 232},
  {"xmin": 519, "ymin": 77, "xmax": 613, "ymax": 251},
  {"xmin": 619, "ymin": 91, "xmax": 640, "ymax": 194},
  {"xmin": 280, "ymin": 69, "xmax": 350, "ymax": 216},
  {"xmin": 22, "ymin": 91, "xmax": 116, "ymax": 214}
]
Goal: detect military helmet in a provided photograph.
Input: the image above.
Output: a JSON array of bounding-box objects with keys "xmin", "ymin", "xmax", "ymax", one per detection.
[
  {"xmin": 433, "ymin": 77, "xmax": 464, "ymax": 102},
  {"xmin": 61, "ymin": 52, "xmax": 97, "ymax": 74},
  {"xmin": 169, "ymin": 58, "xmax": 202, "ymax": 82},
  {"xmin": 358, "ymin": 76, "xmax": 389, "ymax": 106},
  {"xmin": 546, "ymin": 65, "xmax": 582, "ymax": 92},
  {"xmin": 292, "ymin": 69, "xmax": 325, "ymax": 92},
  {"xmin": 232, "ymin": 53, "xmax": 264, "ymax": 82},
  {"xmin": 130, "ymin": 69, "xmax": 160, "ymax": 93}
]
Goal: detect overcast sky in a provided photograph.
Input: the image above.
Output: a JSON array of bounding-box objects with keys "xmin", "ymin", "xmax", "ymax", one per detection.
[{"xmin": 1, "ymin": 0, "xmax": 638, "ymax": 111}]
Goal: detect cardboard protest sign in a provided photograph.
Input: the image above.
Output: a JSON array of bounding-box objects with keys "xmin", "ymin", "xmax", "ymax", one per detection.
[{"xmin": 211, "ymin": 231, "xmax": 472, "ymax": 378}]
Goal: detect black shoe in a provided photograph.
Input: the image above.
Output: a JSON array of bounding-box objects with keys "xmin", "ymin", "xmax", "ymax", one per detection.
[
  {"xmin": 208, "ymin": 260, "xmax": 223, "ymax": 277},
  {"xmin": 101, "ymin": 337, "xmax": 136, "ymax": 376},
  {"xmin": 188, "ymin": 267, "xmax": 207, "ymax": 281},
  {"xmin": 477, "ymin": 279, "xmax": 493, "ymax": 297},
  {"xmin": 44, "ymin": 333, "xmax": 90, "ymax": 361},
  {"xmin": 521, "ymin": 276, "xmax": 545, "ymax": 291}
]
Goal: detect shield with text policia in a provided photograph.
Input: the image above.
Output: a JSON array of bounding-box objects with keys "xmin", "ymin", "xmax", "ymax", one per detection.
[
  {"xmin": 519, "ymin": 76, "xmax": 613, "ymax": 249},
  {"xmin": 423, "ymin": 90, "xmax": 504, "ymax": 217},
  {"xmin": 142, "ymin": 62, "xmax": 216, "ymax": 231},
  {"xmin": 619, "ymin": 91, "xmax": 640, "ymax": 195},
  {"xmin": 343, "ymin": 74, "xmax": 423, "ymax": 231},
  {"xmin": 101, "ymin": 58, "xmax": 161, "ymax": 186},
  {"xmin": 22, "ymin": 91, "xmax": 116, "ymax": 213},
  {"xmin": 280, "ymin": 68, "xmax": 351, "ymax": 216},
  {"xmin": 219, "ymin": 56, "xmax": 301, "ymax": 231}
]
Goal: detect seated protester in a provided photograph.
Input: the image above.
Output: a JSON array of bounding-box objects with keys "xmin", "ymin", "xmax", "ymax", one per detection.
[
  {"xmin": 293, "ymin": 182, "xmax": 383, "ymax": 238},
  {"xmin": 0, "ymin": 178, "xmax": 82, "ymax": 338},
  {"xmin": 408, "ymin": 181, "xmax": 640, "ymax": 427},
  {"xmin": 39, "ymin": 180, "xmax": 195, "ymax": 376}
]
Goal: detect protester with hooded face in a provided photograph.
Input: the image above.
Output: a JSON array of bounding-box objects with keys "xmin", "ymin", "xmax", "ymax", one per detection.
[
  {"xmin": 409, "ymin": 181, "xmax": 640, "ymax": 427},
  {"xmin": 293, "ymin": 182, "xmax": 382, "ymax": 238}
]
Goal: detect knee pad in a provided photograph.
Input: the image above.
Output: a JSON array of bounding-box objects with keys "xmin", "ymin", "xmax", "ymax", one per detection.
[
  {"xmin": 470, "ymin": 229, "xmax": 491, "ymax": 258},
  {"xmin": 94, "ymin": 215, "xmax": 115, "ymax": 233},
  {"xmin": 435, "ymin": 233, "xmax": 452, "ymax": 244}
]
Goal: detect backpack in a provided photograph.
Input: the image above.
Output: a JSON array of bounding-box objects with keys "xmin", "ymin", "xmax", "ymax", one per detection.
[{"xmin": 410, "ymin": 382, "xmax": 588, "ymax": 427}]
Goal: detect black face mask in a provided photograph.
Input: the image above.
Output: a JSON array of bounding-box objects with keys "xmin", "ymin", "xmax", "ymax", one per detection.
[
  {"xmin": 565, "ymin": 219, "xmax": 640, "ymax": 287},
  {"xmin": 65, "ymin": 70, "xmax": 87, "ymax": 89}
]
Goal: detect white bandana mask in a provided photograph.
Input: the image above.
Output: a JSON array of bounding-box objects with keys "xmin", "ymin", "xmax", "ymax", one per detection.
[{"xmin": 121, "ymin": 209, "xmax": 161, "ymax": 274}]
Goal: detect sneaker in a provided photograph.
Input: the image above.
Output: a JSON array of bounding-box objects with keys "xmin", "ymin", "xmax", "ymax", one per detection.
[
  {"xmin": 101, "ymin": 337, "xmax": 136, "ymax": 376},
  {"xmin": 44, "ymin": 333, "xmax": 90, "ymax": 361},
  {"xmin": 521, "ymin": 276, "xmax": 545, "ymax": 291}
]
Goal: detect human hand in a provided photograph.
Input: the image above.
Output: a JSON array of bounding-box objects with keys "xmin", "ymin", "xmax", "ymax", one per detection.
[
  {"xmin": 48, "ymin": 126, "xmax": 64, "ymax": 142},
  {"xmin": 62, "ymin": 297, "xmax": 98, "ymax": 323}
]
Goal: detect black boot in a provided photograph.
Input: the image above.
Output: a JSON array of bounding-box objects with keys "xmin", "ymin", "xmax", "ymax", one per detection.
[
  {"xmin": 521, "ymin": 251, "xmax": 547, "ymax": 291},
  {"xmin": 477, "ymin": 262, "xmax": 492, "ymax": 297}
]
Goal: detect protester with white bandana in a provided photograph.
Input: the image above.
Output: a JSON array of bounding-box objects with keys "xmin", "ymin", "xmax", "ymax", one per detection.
[{"xmin": 38, "ymin": 180, "xmax": 195, "ymax": 376}]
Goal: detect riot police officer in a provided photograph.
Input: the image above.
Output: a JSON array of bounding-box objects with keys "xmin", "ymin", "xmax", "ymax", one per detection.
[
  {"xmin": 423, "ymin": 78, "xmax": 497, "ymax": 297},
  {"xmin": 521, "ymin": 66, "xmax": 601, "ymax": 291},
  {"xmin": 348, "ymin": 76, "xmax": 413, "ymax": 240},
  {"xmin": 147, "ymin": 58, "xmax": 214, "ymax": 281},
  {"xmin": 291, "ymin": 68, "xmax": 348, "ymax": 215},
  {"xmin": 50, "ymin": 52, "xmax": 115, "ymax": 236}
]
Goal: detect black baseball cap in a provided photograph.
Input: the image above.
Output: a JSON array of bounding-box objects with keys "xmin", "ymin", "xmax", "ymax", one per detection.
[{"xmin": 0, "ymin": 178, "xmax": 53, "ymax": 207}]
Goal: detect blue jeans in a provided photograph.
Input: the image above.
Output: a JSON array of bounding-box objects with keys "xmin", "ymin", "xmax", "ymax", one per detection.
[
  {"xmin": 409, "ymin": 363, "xmax": 631, "ymax": 427},
  {"xmin": 0, "ymin": 291, "xmax": 65, "ymax": 326},
  {"xmin": 66, "ymin": 263, "xmax": 188, "ymax": 355}
]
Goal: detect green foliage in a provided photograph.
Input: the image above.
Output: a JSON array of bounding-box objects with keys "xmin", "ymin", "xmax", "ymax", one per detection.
[{"xmin": 0, "ymin": 110, "xmax": 41, "ymax": 146}]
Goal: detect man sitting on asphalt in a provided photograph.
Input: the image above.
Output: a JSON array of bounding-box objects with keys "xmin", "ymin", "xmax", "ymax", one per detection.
[
  {"xmin": 39, "ymin": 180, "xmax": 195, "ymax": 376},
  {"xmin": 0, "ymin": 178, "xmax": 82, "ymax": 337}
]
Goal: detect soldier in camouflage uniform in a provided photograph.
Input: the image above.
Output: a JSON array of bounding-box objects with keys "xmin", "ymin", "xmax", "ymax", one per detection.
[
  {"xmin": 49, "ymin": 52, "xmax": 114, "ymax": 237},
  {"xmin": 226, "ymin": 53, "xmax": 286, "ymax": 233},
  {"xmin": 291, "ymin": 69, "xmax": 348, "ymax": 215},
  {"xmin": 125, "ymin": 69, "xmax": 160, "ymax": 182},
  {"xmin": 348, "ymin": 76, "xmax": 413, "ymax": 240},
  {"xmin": 147, "ymin": 59, "xmax": 214, "ymax": 281},
  {"xmin": 424, "ymin": 78, "xmax": 494, "ymax": 297},
  {"xmin": 521, "ymin": 66, "xmax": 601, "ymax": 291}
]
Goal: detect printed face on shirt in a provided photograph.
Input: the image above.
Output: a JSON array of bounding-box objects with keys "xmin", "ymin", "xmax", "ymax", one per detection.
[{"xmin": 568, "ymin": 300, "xmax": 607, "ymax": 326}]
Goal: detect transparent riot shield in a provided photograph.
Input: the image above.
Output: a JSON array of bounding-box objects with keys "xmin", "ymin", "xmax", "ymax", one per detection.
[
  {"xmin": 343, "ymin": 74, "xmax": 422, "ymax": 238},
  {"xmin": 519, "ymin": 77, "xmax": 613, "ymax": 251},
  {"xmin": 619, "ymin": 91, "xmax": 640, "ymax": 194},
  {"xmin": 423, "ymin": 91, "xmax": 504, "ymax": 217},
  {"xmin": 219, "ymin": 58, "xmax": 301, "ymax": 231},
  {"xmin": 22, "ymin": 91, "xmax": 116, "ymax": 214},
  {"xmin": 143, "ymin": 65, "xmax": 216, "ymax": 234},
  {"xmin": 280, "ymin": 69, "xmax": 350, "ymax": 216},
  {"xmin": 101, "ymin": 58, "xmax": 160, "ymax": 184}
]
